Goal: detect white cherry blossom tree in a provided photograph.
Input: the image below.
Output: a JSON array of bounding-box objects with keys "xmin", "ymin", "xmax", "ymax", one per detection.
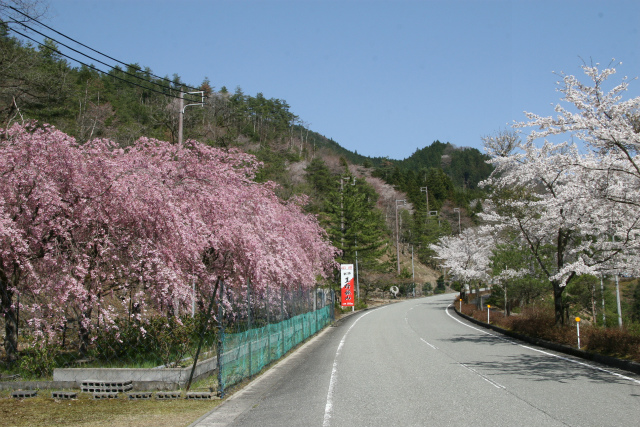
[
  {"xmin": 480, "ymin": 63, "xmax": 640, "ymax": 324},
  {"xmin": 430, "ymin": 226, "xmax": 496, "ymax": 302}
]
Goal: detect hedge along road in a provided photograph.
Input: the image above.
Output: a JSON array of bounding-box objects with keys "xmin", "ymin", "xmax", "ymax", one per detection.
[{"xmin": 192, "ymin": 293, "xmax": 640, "ymax": 427}]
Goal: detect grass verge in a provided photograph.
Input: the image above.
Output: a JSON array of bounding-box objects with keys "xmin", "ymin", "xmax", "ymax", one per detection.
[{"xmin": 0, "ymin": 392, "xmax": 221, "ymax": 427}]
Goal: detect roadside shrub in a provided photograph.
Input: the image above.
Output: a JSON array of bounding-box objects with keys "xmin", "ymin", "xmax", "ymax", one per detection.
[
  {"xmin": 506, "ymin": 306, "xmax": 579, "ymax": 346},
  {"xmin": 355, "ymin": 298, "xmax": 368, "ymax": 310},
  {"xmin": 586, "ymin": 327, "xmax": 640, "ymax": 360},
  {"xmin": 18, "ymin": 342, "xmax": 58, "ymax": 379},
  {"xmin": 507, "ymin": 307, "xmax": 555, "ymax": 339},
  {"xmin": 455, "ymin": 297, "xmax": 640, "ymax": 362},
  {"xmin": 92, "ymin": 315, "xmax": 201, "ymax": 367},
  {"xmin": 422, "ymin": 282, "xmax": 433, "ymax": 295}
]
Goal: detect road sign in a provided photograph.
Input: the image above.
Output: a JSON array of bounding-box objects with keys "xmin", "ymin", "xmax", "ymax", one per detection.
[{"xmin": 340, "ymin": 264, "xmax": 354, "ymax": 307}]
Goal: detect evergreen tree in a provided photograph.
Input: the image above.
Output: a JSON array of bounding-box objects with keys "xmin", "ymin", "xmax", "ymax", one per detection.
[{"xmin": 323, "ymin": 176, "xmax": 388, "ymax": 272}]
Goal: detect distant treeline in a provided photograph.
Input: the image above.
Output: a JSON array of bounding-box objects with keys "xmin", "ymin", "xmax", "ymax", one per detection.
[{"xmin": 1, "ymin": 25, "xmax": 492, "ymax": 230}]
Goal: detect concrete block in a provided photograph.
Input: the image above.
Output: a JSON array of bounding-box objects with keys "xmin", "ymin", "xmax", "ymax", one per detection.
[
  {"xmin": 11, "ymin": 390, "xmax": 37, "ymax": 398},
  {"xmin": 52, "ymin": 391, "xmax": 77, "ymax": 400},
  {"xmin": 185, "ymin": 392, "xmax": 214, "ymax": 400},
  {"xmin": 156, "ymin": 391, "xmax": 182, "ymax": 400},
  {"xmin": 93, "ymin": 392, "xmax": 119, "ymax": 399},
  {"xmin": 127, "ymin": 392, "xmax": 153, "ymax": 400},
  {"xmin": 82, "ymin": 380, "xmax": 132, "ymax": 393}
]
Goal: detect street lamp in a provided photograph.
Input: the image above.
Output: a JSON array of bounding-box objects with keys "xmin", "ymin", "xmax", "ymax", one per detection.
[
  {"xmin": 395, "ymin": 199, "xmax": 406, "ymax": 274},
  {"xmin": 453, "ymin": 208, "xmax": 461, "ymax": 234}
]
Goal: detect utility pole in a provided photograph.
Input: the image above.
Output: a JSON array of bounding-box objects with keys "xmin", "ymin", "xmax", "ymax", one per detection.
[
  {"xmin": 395, "ymin": 199, "xmax": 406, "ymax": 274},
  {"xmin": 453, "ymin": 208, "xmax": 461, "ymax": 234},
  {"xmin": 178, "ymin": 91, "xmax": 205, "ymax": 147},
  {"xmin": 600, "ymin": 272, "xmax": 606, "ymax": 325},
  {"xmin": 178, "ymin": 92, "xmax": 184, "ymax": 147},
  {"xmin": 429, "ymin": 210, "xmax": 440, "ymax": 227},
  {"xmin": 615, "ymin": 272, "xmax": 623, "ymax": 328},
  {"xmin": 340, "ymin": 176, "xmax": 355, "ymax": 254},
  {"xmin": 420, "ymin": 186, "xmax": 428, "ymax": 225},
  {"xmin": 355, "ymin": 235, "xmax": 359, "ymax": 300},
  {"xmin": 411, "ymin": 244, "xmax": 415, "ymax": 297}
]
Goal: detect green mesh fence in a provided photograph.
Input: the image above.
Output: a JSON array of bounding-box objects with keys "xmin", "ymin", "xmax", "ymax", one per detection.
[
  {"xmin": 0, "ymin": 281, "xmax": 333, "ymax": 395},
  {"xmin": 219, "ymin": 304, "xmax": 333, "ymax": 391}
]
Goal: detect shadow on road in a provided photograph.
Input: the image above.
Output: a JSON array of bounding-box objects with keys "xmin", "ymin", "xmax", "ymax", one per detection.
[
  {"xmin": 445, "ymin": 333, "xmax": 506, "ymax": 346},
  {"xmin": 459, "ymin": 352, "xmax": 640, "ymax": 386}
]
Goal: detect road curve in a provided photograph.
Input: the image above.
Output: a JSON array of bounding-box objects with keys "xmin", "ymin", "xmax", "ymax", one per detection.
[{"xmin": 192, "ymin": 293, "xmax": 640, "ymax": 427}]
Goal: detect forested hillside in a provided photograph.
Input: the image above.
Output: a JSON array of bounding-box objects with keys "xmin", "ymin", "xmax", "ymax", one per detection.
[{"xmin": 0, "ymin": 24, "xmax": 492, "ymax": 287}]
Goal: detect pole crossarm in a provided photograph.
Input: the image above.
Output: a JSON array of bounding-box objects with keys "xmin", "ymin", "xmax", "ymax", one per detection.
[{"xmin": 181, "ymin": 91, "xmax": 205, "ymax": 113}]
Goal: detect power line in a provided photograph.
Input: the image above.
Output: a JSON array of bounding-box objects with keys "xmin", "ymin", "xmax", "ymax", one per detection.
[
  {"xmin": 7, "ymin": 18, "xmax": 198, "ymax": 97},
  {"xmin": 6, "ymin": 5, "xmax": 200, "ymax": 92},
  {"xmin": 11, "ymin": 19, "xmax": 187, "ymax": 93},
  {"xmin": 6, "ymin": 26, "xmax": 200, "ymax": 102}
]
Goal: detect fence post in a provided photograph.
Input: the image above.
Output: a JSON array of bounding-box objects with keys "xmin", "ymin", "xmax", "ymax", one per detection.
[
  {"xmin": 300, "ymin": 283, "xmax": 304, "ymax": 341},
  {"xmin": 217, "ymin": 280, "xmax": 225, "ymax": 397},
  {"xmin": 331, "ymin": 289, "xmax": 335, "ymax": 321},
  {"xmin": 247, "ymin": 279, "xmax": 252, "ymax": 377},
  {"xmin": 281, "ymin": 286, "xmax": 285, "ymax": 356},
  {"xmin": 266, "ymin": 282, "xmax": 270, "ymax": 364}
]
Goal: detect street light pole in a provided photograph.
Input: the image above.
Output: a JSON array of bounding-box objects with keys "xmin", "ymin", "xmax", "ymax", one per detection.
[
  {"xmin": 453, "ymin": 208, "xmax": 461, "ymax": 234},
  {"xmin": 395, "ymin": 199, "xmax": 406, "ymax": 274}
]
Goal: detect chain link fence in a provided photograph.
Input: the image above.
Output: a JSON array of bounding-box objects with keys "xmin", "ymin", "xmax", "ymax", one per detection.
[
  {"xmin": 0, "ymin": 283, "xmax": 335, "ymax": 397},
  {"xmin": 215, "ymin": 284, "xmax": 334, "ymax": 395}
]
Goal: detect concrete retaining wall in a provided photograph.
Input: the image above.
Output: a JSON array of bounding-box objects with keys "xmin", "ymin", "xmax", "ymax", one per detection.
[
  {"xmin": 0, "ymin": 381, "xmax": 76, "ymax": 391},
  {"xmin": 52, "ymin": 355, "xmax": 217, "ymax": 389}
]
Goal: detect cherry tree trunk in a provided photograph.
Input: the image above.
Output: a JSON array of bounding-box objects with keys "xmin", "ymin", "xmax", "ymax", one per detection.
[
  {"xmin": 78, "ymin": 307, "xmax": 93, "ymax": 356},
  {"xmin": 553, "ymin": 281, "xmax": 565, "ymax": 326},
  {"xmin": 1, "ymin": 280, "xmax": 18, "ymax": 363}
]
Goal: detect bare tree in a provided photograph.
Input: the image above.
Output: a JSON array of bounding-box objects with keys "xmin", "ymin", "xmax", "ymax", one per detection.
[
  {"xmin": 482, "ymin": 128, "xmax": 520, "ymax": 158},
  {"xmin": 1, "ymin": 0, "xmax": 49, "ymax": 23}
]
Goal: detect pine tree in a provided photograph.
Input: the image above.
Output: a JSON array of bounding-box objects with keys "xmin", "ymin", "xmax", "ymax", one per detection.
[{"xmin": 323, "ymin": 176, "xmax": 388, "ymax": 272}]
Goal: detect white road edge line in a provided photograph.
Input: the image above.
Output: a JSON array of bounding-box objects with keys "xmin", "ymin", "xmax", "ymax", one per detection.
[
  {"xmin": 323, "ymin": 308, "xmax": 381, "ymax": 427},
  {"xmin": 420, "ymin": 337, "xmax": 438, "ymax": 350},
  {"xmin": 459, "ymin": 362, "xmax": 505, "ymax": 389},
  {"xmin": 445, "ymin": 303, "xmax": 640, "ymax": 386}
]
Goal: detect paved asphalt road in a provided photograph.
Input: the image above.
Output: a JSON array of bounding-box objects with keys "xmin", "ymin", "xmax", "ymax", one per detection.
[{"xmin": 192, "ymin": 293, "xmax": 640, "ymax": 427}]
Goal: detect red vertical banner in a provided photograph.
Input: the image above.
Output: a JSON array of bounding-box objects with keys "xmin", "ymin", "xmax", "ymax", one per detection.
[{"xmin": 340, "ymin": 264, "xmax": 354, "ymax": 307}]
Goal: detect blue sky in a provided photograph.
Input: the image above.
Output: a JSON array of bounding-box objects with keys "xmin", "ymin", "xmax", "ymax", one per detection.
[{"xmin": 22, "ymin": 0, "xmax": 640, "ymax": 159}]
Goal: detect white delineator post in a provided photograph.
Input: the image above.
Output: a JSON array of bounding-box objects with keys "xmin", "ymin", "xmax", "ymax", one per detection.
[{"xmin": 575, "ymin": 317, "xmax": 581, "ymax": 349}]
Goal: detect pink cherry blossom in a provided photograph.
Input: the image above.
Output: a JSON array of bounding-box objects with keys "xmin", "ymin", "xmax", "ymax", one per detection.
[{"xmin": 0, "ymin": 123, "xmax": 338, "ymax": 360}]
